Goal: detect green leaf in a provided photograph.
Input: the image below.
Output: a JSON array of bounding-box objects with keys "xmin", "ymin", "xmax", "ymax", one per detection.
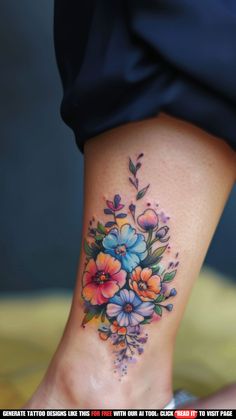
[
  {"xmin": 82, "ymin": 305, "xmax": 105, "ymax": 325},
  {"xmin": 97, "ymin": 222, "xmax": 106, "ymax": 234},
  {"xmin": 151, "ymin": 264, "xmax": 161, "ymax": 274},
  {"xmin": 152, "ymin": 245, "xmax": 167, "ymax": 258},
  {"xmin": 129, "ymin": 158, "xmax": 136, "ymax": 176},
  {"xmin": 101, "ymin": 309, "xmax": 106, "ymax": 323},
  {"xmin": 84, "ymin": 239, "xmax": 93, "ymax": 257},
  {"xmin": 136, "ymin": 184, "xmax": 150, "ymax": 200},
  {"xmin": 95, "ymin": 235, "xmax": 104, "ymax": 241},
  {"xmin": 154, "ymin": 305, "xmax": 162, "ymax": 316},
  {"xmin": 90, "ymin": 243, "xmax": 100, "ymax": 259},
  {"xmin": 155, "ymin": 294, "xmax": 166, "ymax": 303},
  {"xmin": 141, "ymin": 255, "xmax": 162, "ymax": 267},
  {"xmin": 141, "ymin": 244, "xmax": 167, "ymax": 267},
  {"xmin": 163, "ymin": 270, "xmax": 177, "ymax": 282},
  {"xmin": 140, "ymin": 317, "xmax": 152, "ymax": 325},
  {"xmin": 82, "ymin": 310, "xmax": 97, "ymax": 325}
]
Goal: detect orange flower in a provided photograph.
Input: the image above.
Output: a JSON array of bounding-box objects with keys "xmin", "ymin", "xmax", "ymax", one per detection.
[
  {"xmin": 110, "ymin": 320, "xmax": 127, "ymax": 336},
  {"xmin": 130, "ymin": 267, "xmax": 161, "ymax": 301},
  {"xmin": 99, "ymin": 331, "xmax": 109, "ymax": 341}
]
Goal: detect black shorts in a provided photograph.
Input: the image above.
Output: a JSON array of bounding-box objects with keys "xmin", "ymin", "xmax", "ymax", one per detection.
[{"xmin": 54, "ymin": 0, "xmax": 236, "ymax": 152}]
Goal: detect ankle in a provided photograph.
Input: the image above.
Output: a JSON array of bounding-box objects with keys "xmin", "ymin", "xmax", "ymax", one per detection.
[{"xmin": 26, "ymin": 324, "xmax": 174, "ymax": 409}]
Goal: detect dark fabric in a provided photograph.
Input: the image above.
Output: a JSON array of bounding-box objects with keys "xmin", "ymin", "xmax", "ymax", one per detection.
[{"xmin": 54, "ymin": 0, "xmax": 236, "ymax": 152}]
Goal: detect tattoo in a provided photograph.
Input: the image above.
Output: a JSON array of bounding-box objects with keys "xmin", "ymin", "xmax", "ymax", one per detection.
[{"xmin": 81, "ymin": 154, "xmax": 179, "ymax": 378}]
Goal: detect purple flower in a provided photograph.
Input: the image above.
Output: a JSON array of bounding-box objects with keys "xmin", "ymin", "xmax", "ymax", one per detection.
[
  {"xmin": 137, "ymin": 209, "xmax": 159, "ymax": 231},
  {"xmin": 137, "ymin": 337, "xmax": 148, "ymax": 344},
  {"xmin": 106, "ymin": 194, "xmax": 124, "ymax": 212},
  {"xmin": 107, "ymin": 289, "xmax": 154, "ymax": 327},
  {"xmin": 127, "ymin": 324, "xmax": 140, "ymax": 335},
  {"xmin": 155, "ymin": 226, "xmax": 169, "ymax": 241}
]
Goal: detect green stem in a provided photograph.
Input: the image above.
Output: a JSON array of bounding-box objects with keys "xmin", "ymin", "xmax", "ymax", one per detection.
[
  {"xmin": 149, "ymin": 237, "xmax": 159, "ymax": 247},
  {"xmin": 146, "ymin": 229, "xmax": 153, "ymax": 247}
]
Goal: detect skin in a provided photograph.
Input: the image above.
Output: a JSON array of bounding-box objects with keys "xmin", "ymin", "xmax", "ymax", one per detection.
[{"xmin": 25, "ymin": 113, "xmax": 236, "ymax": 409}]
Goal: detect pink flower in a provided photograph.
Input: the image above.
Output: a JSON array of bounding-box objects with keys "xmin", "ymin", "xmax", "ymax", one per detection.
[
  {"xmin": 82, "ymin": 253, "xmax": 126, "ymax": 305},
  {"xmin": 137, "ymin": 209, "xmax": 159, "ymax": 231},
  {"xmin": 105, "ymin": 194, "xmax": 125, "ymax": 212},
  {"xmin": 106, "ymin": 200, "xmax": 124, "ymax": 212}
]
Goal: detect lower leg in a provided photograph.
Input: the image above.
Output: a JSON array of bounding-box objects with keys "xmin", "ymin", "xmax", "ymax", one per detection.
[{"xmin": 26, "ymin": 114, "xmax": 235, "ymax": 409}]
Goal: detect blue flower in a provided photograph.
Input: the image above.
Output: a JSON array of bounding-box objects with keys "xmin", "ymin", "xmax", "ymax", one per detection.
[
  {"xmin": 107, "ymin": 289, "xmax": 154, "ymax": 327},
  {"xmin": 103, "ymin": 224, "xmax": 147, "ymax": 272}
]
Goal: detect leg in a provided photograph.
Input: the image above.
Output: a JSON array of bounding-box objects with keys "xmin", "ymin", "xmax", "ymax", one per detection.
[{"xmin": 25, "ymin": 114, "xmax": 235, "ymax": 409}]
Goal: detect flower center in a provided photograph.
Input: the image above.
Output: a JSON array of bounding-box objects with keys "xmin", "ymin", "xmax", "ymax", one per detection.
[
  {"xmin": 138, "ymin": 280, "xmax": 148, "ymax": 291},
  {"xmin": 115, "ymin": 245, "xmax": 126, "ymax": 256},
  {"xmin": 123, "ymin": 303, "xmax": 133, "ymax": 313},
  {"xmin": 94, "ymin": 271, "xmax": 110, "ymax": 284}
]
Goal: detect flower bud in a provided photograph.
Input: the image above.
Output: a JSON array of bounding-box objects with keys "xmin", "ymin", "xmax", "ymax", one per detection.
[
  {"xmin": 169, "ymin": 288, "xmax": 177, "ymax": 297},
  {"xmin": 155, "ymin": 226, "xmax": 169, "ymax": 240},
  {"xmin": 137, "ymin": 209, "xmax": 159, "ymax": 231}
]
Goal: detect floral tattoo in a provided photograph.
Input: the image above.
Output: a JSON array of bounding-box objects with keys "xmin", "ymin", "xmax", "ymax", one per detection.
[{"xmin": 81, "ymin": 154, "xmax": 179, "ymax": 377}]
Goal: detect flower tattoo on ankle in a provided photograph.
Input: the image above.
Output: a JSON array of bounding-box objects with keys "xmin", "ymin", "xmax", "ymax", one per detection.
[{"xmin": 81, "ymin": 154, "xmax": 179, "ymax": 377}]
